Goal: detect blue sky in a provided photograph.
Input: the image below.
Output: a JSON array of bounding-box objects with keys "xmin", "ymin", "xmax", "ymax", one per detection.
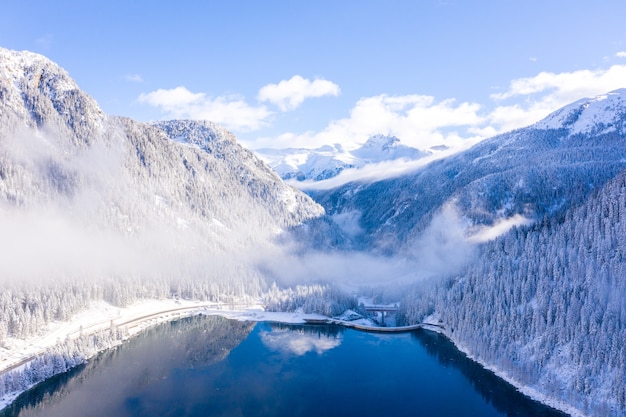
[{"xmin": 2, "ymin": 0, "xmax": 626, "ymax": 150}]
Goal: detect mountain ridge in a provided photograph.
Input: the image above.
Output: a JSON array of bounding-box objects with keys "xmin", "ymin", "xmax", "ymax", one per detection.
[
  {"xmin": 0, "ymin": 47, "xmax": 323, "ymax": 281},
  {"xmin": 255, "ymin": 134, "xmax": 427, "ymax": 182},
  {"xmin": 306, "ymin": 89, "xmax": 626, "ymax": 253}
]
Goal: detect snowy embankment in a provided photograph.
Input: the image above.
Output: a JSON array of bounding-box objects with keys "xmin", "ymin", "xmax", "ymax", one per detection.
[
  {"xmin": 439, "ymin": 328, "xmax": 585, "ymax": 417},
  {"xmin": 0, "ymin": 298, "xmax": 330, "ymax": 411}
]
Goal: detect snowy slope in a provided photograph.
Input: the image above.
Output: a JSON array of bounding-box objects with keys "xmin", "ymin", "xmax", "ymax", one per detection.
[
  {"xmin": 255, "ymin": 134, "xmax": 427, "ymax": 181},
  {"xmin": 533, "ymin": 89, "xmax": 626, "ymax": 136},
  {"xmin": 307, "ymin": 89, "xmax": 626, "ymax": 252},
  {"xmin": 0, "ymin": 46, "xmax": 324, "ymax": 319},
  {"xmin": 0, "ymin": 47, "xmax": 322, "ymax": 232}
]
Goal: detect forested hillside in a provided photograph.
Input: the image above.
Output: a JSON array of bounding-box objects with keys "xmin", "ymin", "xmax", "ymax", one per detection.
[
  {"xmin": 309, "ymin": 90, "xmax": 626, "ymax": 253},
  {"xmin": 0, "ymin": 48, "xmax": 323, "ymax": 342},
  {"xmin": 399, "ymin": 169, "xmax": 626, "ymax": 416}
]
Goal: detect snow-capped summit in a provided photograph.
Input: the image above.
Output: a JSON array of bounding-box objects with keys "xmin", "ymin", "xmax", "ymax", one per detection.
[
  {"xmin": 255, "ymin": 134, "xmax": 426, "ymax": 182},
  {"xmin": 352, "ymin": 134, "xmax": 425, "ymax": 161},
  {"xmin": 0, "ymin": 47, "xmax": 106, "ymax": 143},
  {"xmin": 533, "ymin": 88, "xmax": 626, "ymax": 136}
]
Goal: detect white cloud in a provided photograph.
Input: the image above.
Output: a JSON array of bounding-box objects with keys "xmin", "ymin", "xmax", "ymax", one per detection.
[
  {"xmin": 255, "ymin": 94, "xmax": 484, "ymax": 150},
  {"xmin": 140, "ymin": 64, "xmax": 626, "ymax": 155},
  {"xmin": 138, "ymin": 86, "xmax": 272, "ymax": 131},
  {"xmin": 125, "ymin": 73, "xmax": 144, "ymax": 83},
  {"xmin": 617, "ymin": 51, "xmax": 626, "ymax": 58},
  {"xmin": 467, "ymin": 214, "xmax": 533, "ymax": 243},
  {"xmin": 491, "ymin": 66, "xmax": 626, "ymax": 101},
  {"xmin": 488, "ymin": 64, "xmax": 626, "ymax": 131},
  {"xmin": 258, "ymin": 75, "xmax": 340, "ymax": 111},
  {"xmin": 252, "ymin": 63, "xmax": 626, "ymax": 155}
]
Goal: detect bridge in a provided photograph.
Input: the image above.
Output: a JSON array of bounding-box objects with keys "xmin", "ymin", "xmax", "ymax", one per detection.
[
  {"xmin": 362, "ymin": 305, "xmax": 398, "ymax": 325},
  {"xmin": 363, "ymin": 305, "xmax": 398, "ymax": 313}
]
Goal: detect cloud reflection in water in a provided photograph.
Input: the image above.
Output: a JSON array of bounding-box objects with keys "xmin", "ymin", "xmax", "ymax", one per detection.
[{"xmin": 260, "ymin": 327, "xmax": 342, "ymax": 355}]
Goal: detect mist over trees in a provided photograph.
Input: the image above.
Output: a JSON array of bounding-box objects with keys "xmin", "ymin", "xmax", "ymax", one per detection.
[
  {"xmin": 0, "ymin": 47, "xmax": 321, "ymax": 342},
  {"xmin": 308, "ymin": 113, "xmax": 626, "ymax": 254}
]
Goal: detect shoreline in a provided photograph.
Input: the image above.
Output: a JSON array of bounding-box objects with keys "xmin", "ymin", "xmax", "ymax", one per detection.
[
  {"xmin": 0, "ymin": 298, "xmax": 334, "ymax": 411},
  {"xmin": 436, "ymin": 329, "xmax": 584, "ymax": 417},
  {"xmin": 0, "ymin": 299, "xmax": 583, "ymax": 416}
]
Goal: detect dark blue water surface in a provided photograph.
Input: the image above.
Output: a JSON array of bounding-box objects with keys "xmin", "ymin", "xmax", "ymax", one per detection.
[{"xmin": 1, "ymin": 316, "xmax": 566, "ymax": 417}]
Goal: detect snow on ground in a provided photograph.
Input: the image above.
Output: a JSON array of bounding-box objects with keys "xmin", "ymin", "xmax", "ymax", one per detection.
[{"xmin": 202, "ymin": 307, "xmax": 330, "ymax": 324}]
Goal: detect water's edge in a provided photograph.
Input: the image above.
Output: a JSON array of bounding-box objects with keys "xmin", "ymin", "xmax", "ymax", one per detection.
[{"xmin": 1, "ymin": 305, "xmax": 576, "ymax": 416}]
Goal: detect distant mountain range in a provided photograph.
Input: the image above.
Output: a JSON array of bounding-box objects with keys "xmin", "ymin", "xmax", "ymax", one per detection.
[{"xmin": 255, "ymin": 134, "xmax": 429, "ymax": 182}]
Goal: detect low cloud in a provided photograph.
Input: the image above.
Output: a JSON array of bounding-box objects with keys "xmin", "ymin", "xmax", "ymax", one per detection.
[
  {"xmin": 467, "ymin": 214, "xmax": 533, "ymax": 243},
  {"xmin": 138, "ymin": 86, "xmax": 272, "ymax": 131},
  {"xmin": 616, "ymin": 52, "xmax": 626, "ymax": 58},
  {"xmin": 405, "ymin": 204, "xmax": 476, "ymax": 277},
  {"xmin": 258, "ymin": 75, "xmax": 340, "ymax": 111},
  {"xmin": 263, "ymin": 204, "xmax": 478, "ymax": 290},
  {"xmin": 0, "ymin": 124, "xmax": 271, "ymax": 287}
]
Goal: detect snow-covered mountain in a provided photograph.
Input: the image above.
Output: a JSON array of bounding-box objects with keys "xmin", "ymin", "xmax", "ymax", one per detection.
[
  {"xmin": 307, "ymin": 89, "xmax": 626, "ymax": 252},
  {"xmin": 533, "ymin": 89, "xmax": 626, "ymax": 135},
  {"xmin": 255, "ymin": 134, "xmax": 427, "ymax": 182},
  {"xmin": 0, "ymin": 47, "xmax": 323, "ymax": 302},
  {"xmin": 2, "ymin": 47, "xmax": 626, "ymax": 417}
]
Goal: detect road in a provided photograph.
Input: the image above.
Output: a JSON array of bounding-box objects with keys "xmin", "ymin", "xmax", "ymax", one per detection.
[{"xmin": 0, "ymin": 303, "xmax": 230, "ymax": 376}]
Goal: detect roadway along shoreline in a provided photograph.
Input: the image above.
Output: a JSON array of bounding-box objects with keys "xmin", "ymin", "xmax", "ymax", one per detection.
[{"xmin": 0, "ymin": 303, "xmax": 217, "ymax": 376}]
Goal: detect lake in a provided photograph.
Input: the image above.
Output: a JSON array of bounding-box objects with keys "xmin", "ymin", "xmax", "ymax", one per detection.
[{"xmin": 1, "ymin": 315, "xmax": 567, "ymax": 417}]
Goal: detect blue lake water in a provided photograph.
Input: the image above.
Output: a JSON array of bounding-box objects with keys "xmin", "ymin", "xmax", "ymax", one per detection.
[{"xmin": 1, "ymin": 315, "xmax": 567, "ymax": 417}]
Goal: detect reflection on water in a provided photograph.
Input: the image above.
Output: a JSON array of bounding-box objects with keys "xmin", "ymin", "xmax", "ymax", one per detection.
[
  {"xmin": 2, "ymin": 317, "xmax": 567, "ymax": 417},
  {"xmin": 260, "ymin": 324, "xmax": 343, "ymax": 355},
  {"xmin": 412, "ymin": 331, "xmax": 568, "ymax": 417},
  {"xmin": 1, "ymin": 316, "xmax": 254, "ymax": 417}
]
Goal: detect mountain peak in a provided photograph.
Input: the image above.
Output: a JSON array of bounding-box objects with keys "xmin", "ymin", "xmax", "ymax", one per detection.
[
  {"xmin": 360, "ymin": 134, "xmax": 401, "ymax": 150},
  {"xmin": 256, "ymin": 135, "xmax": 427, "ymax": 182},
  {"xmin": 352, "ymin": 134, "xmax": 425, "ymax": 161},
  {"xmin": 0, "ymin": 47, "xmax": 106, "ymax": 143},
  {"xmin": 533, "ymin": 88, "xmax": 626, "ymax": 135}
]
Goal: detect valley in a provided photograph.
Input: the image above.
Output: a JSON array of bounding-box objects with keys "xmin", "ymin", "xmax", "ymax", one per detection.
[{"xmin": 0, "ymin": 46, "xmax": 625, "ymax": 416}]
